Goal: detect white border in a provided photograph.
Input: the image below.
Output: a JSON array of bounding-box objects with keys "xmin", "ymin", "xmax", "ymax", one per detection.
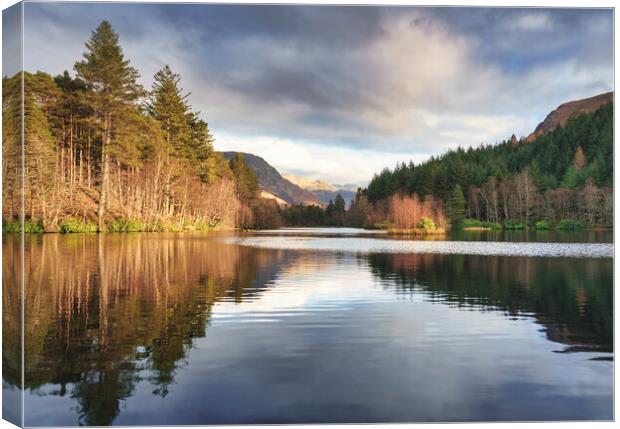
[{"xmin": 0, "ymin": 2, "xmax": 616, "ymax": 429}]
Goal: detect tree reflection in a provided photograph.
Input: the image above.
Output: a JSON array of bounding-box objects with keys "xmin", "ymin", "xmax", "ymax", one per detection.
[
  {"xmin": 2, "ymin": 235, "xmax": 612, "ymax": 425},
  {"xmin": 367, "ymin": 253, "xmax": 612, "ymax": 352},
  {"xmin": 4, "ymin": 233, "xmax": 284, "ymax": 425}
]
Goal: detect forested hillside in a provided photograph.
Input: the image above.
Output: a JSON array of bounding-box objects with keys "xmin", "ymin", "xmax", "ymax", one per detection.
[
  {"xmin": 361, "ymin": 99, "xmax": 613, "ymax": 229},
  {"xmin": 2, "ymin": 21, "xmax": 280, "ymax": 232}
]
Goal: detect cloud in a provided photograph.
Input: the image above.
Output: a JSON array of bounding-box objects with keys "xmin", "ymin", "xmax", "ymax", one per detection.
[
  {"xmin": 215, "ymin": 132, "xmax": 422, "ymax": 185},
  {"xmin": 20, "ymin": 4, "xmax": 613, "ymax": 184},
  {"xmin": 509, "ymin": 12, "xmax": 554, "ymax": 31},
  {"xmin": 2, "ymin": 3, "xmax": 22, "ymax": 77}
]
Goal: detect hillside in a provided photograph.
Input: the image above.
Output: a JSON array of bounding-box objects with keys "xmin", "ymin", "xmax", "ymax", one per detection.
[
  {"xmin": 365, "ymin": 95, "xmax": 614, "ymax": 217},
  {"xmin": 526, "ymin": 92, "xmax": 613, "ymax": 142},
  {"xmin": 220, "ymin": 152, "xmax": 323, "ymax": 206},
  {"xmin": 283, "ymin": 174, "xmax": 358, "ymax": 205}
]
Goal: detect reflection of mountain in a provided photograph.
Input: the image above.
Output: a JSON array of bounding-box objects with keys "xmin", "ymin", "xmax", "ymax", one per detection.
[
  {"xmin": 4, "ymin": 234, "xmax": 289, "ymax": 426},
  {"xmin": 367, "ymin": 253, "xmax": 612, "ymax": 352}
]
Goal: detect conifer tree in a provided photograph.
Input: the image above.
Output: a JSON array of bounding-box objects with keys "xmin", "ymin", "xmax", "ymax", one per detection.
[
  {"xmin": 146, "ymin": 65, "xmax": 191, "ymax": 155},
  {"xmin": 229, "ymin": 153, "xmax": 258, "ymax": 204},
  {"xmin": 74, "ymin": 20, "xmax": 143, "ymax": 231},
  {"xmin": 186, "ymin": 113, "xmax": 216, "ymax": 182},
  {"xmin": 446, "ymin": 184, "xmax": 466, "ymax": 226}
]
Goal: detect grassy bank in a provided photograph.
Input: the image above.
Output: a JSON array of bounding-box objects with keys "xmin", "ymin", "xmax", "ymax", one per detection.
[
  {"xmin": 456, "ymin": 218, "xmax": 610, "ymax": 232},
  {"xmin": 386, "ymin": 227, "xmax": 447, "ymax": 236},
  {"xmin": 373, "ymin": 217, "xmax": 447, "ymax": 236},
  {"xmin": 2, "ymin": 218, "xmax": 235, "ymax": 234}
]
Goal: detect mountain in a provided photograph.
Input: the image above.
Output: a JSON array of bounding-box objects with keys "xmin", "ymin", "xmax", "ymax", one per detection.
[
  {"xmin": 526, "ymin": 91, "xmax": 613, "ymax": 142},
  {"xmin": 220, "ymin": 152, "xmax": 323, "ymax": 206},
  {"xmin": 281, "ymin": 174, "xmax": 337, "ymax": 192},
  {"xmin": 283, "ymin": 174, "xmax": 359, "ymax": 205}
]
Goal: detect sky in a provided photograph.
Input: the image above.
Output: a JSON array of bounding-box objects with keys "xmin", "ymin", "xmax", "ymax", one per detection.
[{"xmin": 13, "ymin": 3, "xmax": 614, "ymax": 185}]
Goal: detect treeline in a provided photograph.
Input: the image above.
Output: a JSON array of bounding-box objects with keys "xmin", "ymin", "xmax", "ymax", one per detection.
[
  {"xmin": 364, "ymin": 101, "xmax": 613, "ymax": 229},
  {"xmin": 281, "ymin": 191, "xmax": 446, "ymax": 234},
  {"xmin": 2, "ymin": 20, "xmax": 280, "ymax": 233},
  {"xmin": 281, "ymin": 194, "xmax": 347, "ymax": 226}
]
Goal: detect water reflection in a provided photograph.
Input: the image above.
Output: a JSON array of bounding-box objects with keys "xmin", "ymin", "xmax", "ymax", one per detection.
[
  {"xmin": 2, "ymin": 234, "xmax": 22, "ymax": 426},
  {"xmin": 367, "ymin": 253, "xmax": 613, "ymax": 352},
  {"xmin": 8, "ymin": 233, "xmax": 285, "ymax": 425},
  {"xmin": 2, "ymin": 232, "xmax": 613, "ymax": 425}
]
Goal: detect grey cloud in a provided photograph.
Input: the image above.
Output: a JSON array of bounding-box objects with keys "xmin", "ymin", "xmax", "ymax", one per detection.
[
  {"xmin": 3, "ymin": 3, "xmax": 22, "ymax": 77},
  {"xmin": 20, "ymin": 3, "xmax": 614, "ymax": 165}
]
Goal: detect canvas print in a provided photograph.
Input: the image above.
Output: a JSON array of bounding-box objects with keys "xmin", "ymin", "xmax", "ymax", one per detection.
[{"xmin": 1, "ymin": 1, "xmax": 614, "ymax": 426}]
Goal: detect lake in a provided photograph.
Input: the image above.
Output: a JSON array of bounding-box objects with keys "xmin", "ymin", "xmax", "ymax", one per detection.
[{"xmin": 2, "ymin": 228, "xmax": 613, "ymax": 425}]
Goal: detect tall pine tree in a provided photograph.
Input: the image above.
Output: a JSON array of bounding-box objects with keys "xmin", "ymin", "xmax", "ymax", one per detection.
[
  {"xmin": 146, "ymin": 65, "xmax": 191, "ymax": 156},
  {"xmin": 74, "ymin": 20, "xmax": 143, "ymax": 231},
  {"xmin": 446, "ymin": 184, "xmax": 466, "ymax": 226}
]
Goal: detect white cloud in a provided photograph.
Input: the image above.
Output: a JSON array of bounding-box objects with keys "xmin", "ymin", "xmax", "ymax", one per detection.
[
  {"xmin": 509, "ymin": 12, "xmax": 554, "ymax": 31},
  {"xmin": 215, "ymin": 132, "xmax": 426, "ymax": 185}
]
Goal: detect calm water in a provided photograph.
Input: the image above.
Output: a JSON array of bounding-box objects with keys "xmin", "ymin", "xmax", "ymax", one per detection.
[{"xmin": 2, "ymin": 228, "xmax": 613, "ymax": 425}]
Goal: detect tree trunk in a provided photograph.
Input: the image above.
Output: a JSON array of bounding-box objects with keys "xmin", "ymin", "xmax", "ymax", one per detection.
[{"xmin": 98, "ymin": 113, "xmax": 111, "ymax": 232}]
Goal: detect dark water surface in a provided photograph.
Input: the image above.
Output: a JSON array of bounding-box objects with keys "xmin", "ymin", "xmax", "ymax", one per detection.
[{"xmin": 2, "ymin": 229, "xmax": 613, "ymax": 425}]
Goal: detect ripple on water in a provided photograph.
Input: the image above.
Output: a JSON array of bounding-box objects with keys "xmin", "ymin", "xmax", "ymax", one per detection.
[{"xmin": 222, "ymin": 236, "xmax": 613, "ymax": 258}]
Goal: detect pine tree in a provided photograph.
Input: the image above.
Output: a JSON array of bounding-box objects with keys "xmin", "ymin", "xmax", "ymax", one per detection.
[
  {"xmin": 333, "ymin": 194, "xmax": 346, "ymax": 226},
  {"xmin": 186, "ymin": 113, "xmax": 216, "ymax": 182},
  {"xmin": 446, "ymin": 184, "xmax": 466, "ymax": 226},
  {"xmin": 146, "ymin": 65, "xmax": 191, "ymax": 156},
  {"xmin": 147, "ymin": 66, "xmax": 218, "ymax": 183},
  {"xmin": 74, "ymin": 20, "xmax": 143, "ymax": 231},
  {"xmin": 229, "ymin": 153, "xmax": 258, "ymax": 204}
]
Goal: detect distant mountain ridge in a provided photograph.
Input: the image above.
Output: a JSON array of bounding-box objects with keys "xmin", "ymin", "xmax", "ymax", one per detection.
[
  {"xmin": 282, "ymin": 174, "xmax": 337, "ymax": 192},
  {"xmin": 283, "ymin": 174, "xmax": 359, "ymax": 205},
  {"xmin": 220, "ymin": 152, "xmax": 323, "ymax": 206},
  {"xmin": 526, "ymin": 91, "xmax": 613, "ymax": 142}
]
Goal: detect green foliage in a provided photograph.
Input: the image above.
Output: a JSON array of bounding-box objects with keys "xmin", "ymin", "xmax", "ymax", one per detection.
[
  {"xmin": 60, "ymin": 219, "xmax": 98, "ymax": 234},
  {"xmin": 282, "ymin": 204, "xmax": 328, "ymax": 226},
  {"xmin": 108, "ymin": 218, "xmax": 145, "ymax": 233},
  {"xmin": 461, "ymin": 218, "xmax": 502, "ymax": 230},
  {"xmin": 74, "ymin": 21, "xmax": 143, "ymax": 112},
  {"xmin": 365, "ymin": 102, "xmax": 613, "ymax": 203},
  {"xmin": 146, "ymin": 65, "xmax": 191, "ymax": 152},
  {"xmin": 417, "ymin": 217, "xmax": 437, "ymax": 232},
  {"xmin": 446, "ymin": 184, "xmax": 466, "ymax": 225},
  {"xmin": 504, "ymin": 220, "xmax": 525, "ymax": 230},
  {"xmin": 25, "ymin": 220, "xmax": 45, "ymax": 234},
  {"xmin": 535, "ymin": 220, "xmax": 551, "ymax": 230},
  {"xmin": 560, "ymin": 165, "xmax": 593, "ymax": 189},
  {"xmin": 2, "ymin": 219, "xmax": 45, "ymax": 234},
  {"xmin": 229, "ymin": 153, "xmax": 259, "ymax": 205},
  {"xmin": 146, "ymin": 65, "xmax": 219, "ymax": 182},
  {"xmin": 557, "ymin": 219, "xmax": 584, "ymax": 230},
  {"xmin": 2, "ymin": 220, "xmax": 21, "ymax": 233}
]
